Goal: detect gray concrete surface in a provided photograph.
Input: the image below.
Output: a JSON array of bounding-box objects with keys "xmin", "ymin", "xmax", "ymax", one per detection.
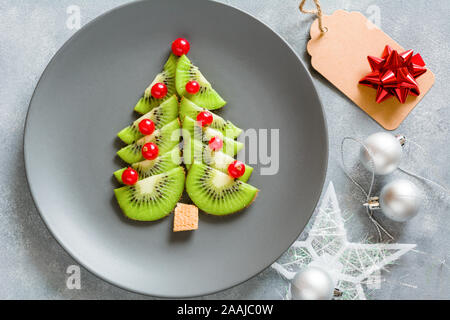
[{"xmin": 1, "ymin": 0, "xmax": 449, "ymax": 299}]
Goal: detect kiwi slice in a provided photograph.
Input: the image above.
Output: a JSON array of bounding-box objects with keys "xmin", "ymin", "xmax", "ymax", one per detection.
[
  {"xmin": 118, "ymin": 95, "xmax": 179, "ymax": 144},
  {"xmin": 186, "ymin": 163, "xmax": 258, "ymax": 215},
  {"xmin": 182, "ymin": 116, "xmax": 243, "ymax": 156},
  {"xmin": 117, "ymin": 119, "xmax": 181, "ymax": 164},
  {"xmin": 114, "ymin": 147, "xmax": 181, "ymax": 183},
  {"xmin": 202, "ymin": 145, "xmax": 253, "ymax": 182},
  {"xmin": 183, "ymin": 138, "xmax": 253, "ymax": 182},
  {"xmin": 182, "ymin": 131, "xmax": 202, "ymax": 170},
  {"xmin": 114, "ymin": 167, "xmax": 185, "ymax": 221},
  {"xmin": 134, "ymin": 53, "xmax": 178, "ymax": 114},
  {"xmin": 175, "ymin": 55, "xmax": 226, "ymax": 110},
  {"xmin": 180, "ymin": 97, "xmax": 241, "ymax": 139}
]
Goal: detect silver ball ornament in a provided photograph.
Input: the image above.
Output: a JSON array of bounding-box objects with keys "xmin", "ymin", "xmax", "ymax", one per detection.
[
  {"xmin": 291, "ymin": 266, "xmax": 334, "ymax": 300},
  {"xmin": 359, "ymin": 132, "xmax": 403, "ymax": 175},
  {"xmin": 379, "ymin": 179, "xmax": 422, "ymax": 222}
]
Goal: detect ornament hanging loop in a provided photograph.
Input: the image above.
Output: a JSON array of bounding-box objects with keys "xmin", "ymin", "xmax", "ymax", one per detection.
[
  {"xmin": 299, "ymin": 0, "xmax": 328, "ymax": 33},
  {"xmin": 363, "ymin": 197, "xmax": 381, "ymax": 210},
  {"xmin": 333, "ymin": 288, "xmax": 343, "ymax": 297},
  {"xmin": 396, "ymin": 134, "xmax": 406, "ymax": 146}
]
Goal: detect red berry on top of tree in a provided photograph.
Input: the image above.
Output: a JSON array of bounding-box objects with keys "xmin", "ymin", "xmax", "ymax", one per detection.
[{"xmin": 172, "ymin": 38, "xmax": 190, "ymax": 56}]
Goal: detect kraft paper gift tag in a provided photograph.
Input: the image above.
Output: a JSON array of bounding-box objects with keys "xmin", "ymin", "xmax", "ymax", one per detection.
[{"xmin": 306, "ymin": 10, "xmax": 435, "ymax": 130}]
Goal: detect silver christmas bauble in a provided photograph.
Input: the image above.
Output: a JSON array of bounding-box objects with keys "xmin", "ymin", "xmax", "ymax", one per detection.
[
  {"xmin": 360, "ymin": 132, "xmax": 403, "ymax": 175},
  {"xmin": 380, "ymin": 180, "xmax": 422, "ymax": 222},
  {"xmin": 291, "ymin": 266, "xmax": 334, "ymax": 300}
]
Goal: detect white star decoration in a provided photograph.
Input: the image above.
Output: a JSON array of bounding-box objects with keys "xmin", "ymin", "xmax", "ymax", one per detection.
[{"xmin": 272, "ymin": 182, "xmax": 416, "ymax": 300}]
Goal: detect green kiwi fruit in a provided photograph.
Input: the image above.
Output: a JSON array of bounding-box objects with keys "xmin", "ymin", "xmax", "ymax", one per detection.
[
  {"xmin": 134, "ymin": 53, "xmax": 178, "ymax": 114},
  {"xmin": 114, "ymin": 167, "xmax": 185, "ymax": 221},
  {"xmin": 114, "ymin": 147, "xmax": 181, "ymax": 183},
  {"xmin": 183, "ymin": 138, "xmax": 253, "ymax": 182},
  {"xmin": 181, "ymin": 131, "xmax": 202, "ymax": 171},
  {"xmin": 182, "ymin": 116, "xmax": 243, "ymax": 156},
  {"xmin": 179, "ymin": 97, "xmax": 241, "ymax": 139},
  {"xmin": 118, "ymin": 95, "xmax": 179, "ymax": 144},
  {"xmin": 117, "ymin": 119, "xmax": 180, "ymax": 164},
  {"xmin": 185, "ymin": 163, "xmax": 258, "ymax": 215},
  {"xmin": 175, "ymin": 55, "xmax": 226, "ymax": 110}
]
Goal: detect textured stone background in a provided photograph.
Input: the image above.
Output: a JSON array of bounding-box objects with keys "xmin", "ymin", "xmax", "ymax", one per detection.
[{"xmin": 0, "ymin": 0, "xmax": 449, "ymax": 299}]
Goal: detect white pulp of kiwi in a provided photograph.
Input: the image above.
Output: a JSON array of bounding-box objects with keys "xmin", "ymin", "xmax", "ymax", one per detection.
[
  {"xmin": 203, "ymin": 127, "xmax": 224, "ymax": 141},
  {"xmin": 136, "ymin": 129, "xmax": 158, "ymax": 146},
  {"xmin": 211, "ymin": 170, "xmax": 234, "ymax": 189},
  {"xmin": 134, "ymin": 158, "xmax": 158, "ymax": 171},
  {"xmin": 205, "ymin": 149, "xmax": 231, "ymax": 170},
  {"xmin": 134, "ymin": 176, "xmax": 159, "ymax": 197}
]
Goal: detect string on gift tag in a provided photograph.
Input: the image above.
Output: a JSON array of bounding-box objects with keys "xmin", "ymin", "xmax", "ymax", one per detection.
[
  {"xmin": 299, "ymin": 0, "xmax": 328, "ymax": 33},
  {"xmin": 341, "ymin": 137, "xmax": 394, "ymax": 241}
]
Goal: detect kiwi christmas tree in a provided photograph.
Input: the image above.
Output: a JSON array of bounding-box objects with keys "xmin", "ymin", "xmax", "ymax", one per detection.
[{"xmin": 114, "ymin": 38, "xmax": 258, "ymax": 223}]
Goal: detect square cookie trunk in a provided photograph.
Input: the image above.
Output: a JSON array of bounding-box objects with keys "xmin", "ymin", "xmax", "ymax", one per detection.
[{"xmin": 173, "ymin": 203, "xmax": 198, "ymax": 232}]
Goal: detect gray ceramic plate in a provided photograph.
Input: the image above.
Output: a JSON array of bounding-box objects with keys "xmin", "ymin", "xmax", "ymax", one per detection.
[{"xmin": 24, "ymin": 0, "xmax": 327, "ymax": 297}]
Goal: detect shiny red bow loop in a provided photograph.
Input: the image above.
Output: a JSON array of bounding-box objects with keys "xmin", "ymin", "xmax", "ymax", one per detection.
[{"xmin": 359, "ymin": 45, "xmax": 427, "ymax": 103}]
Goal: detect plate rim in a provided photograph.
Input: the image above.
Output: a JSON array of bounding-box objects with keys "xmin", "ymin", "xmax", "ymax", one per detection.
[{"xmin": 23, "ymin": 0, "xmax": 329, "ymax": 298}]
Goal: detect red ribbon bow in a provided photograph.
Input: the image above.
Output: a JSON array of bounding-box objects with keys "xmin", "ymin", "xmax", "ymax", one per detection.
[{"xmin": 359, "ymin": 45, "xmax": 427, "ymax": 103}]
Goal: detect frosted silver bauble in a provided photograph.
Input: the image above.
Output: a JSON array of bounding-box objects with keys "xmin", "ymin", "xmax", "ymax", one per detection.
[
  {"xmin": 291, "ymin": 266, "xmax": 334, "ymax": 300},
  {"xmin": 380, "ymin": 179, "xmax": 422, "ymax": 222},
  {"xmin": 359, "ymin": 132, "xmax": 403, "ymax": 175}
]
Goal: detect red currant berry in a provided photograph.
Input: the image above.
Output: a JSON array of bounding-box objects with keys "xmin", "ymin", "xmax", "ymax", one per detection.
[
  {"xmin": 122, "ymin": 167, "xmax": 139, "ymax": 185},
  {"xmin": 228, "ymin": 160, "xmax": 246, "ymax": 179},
  {"xmin": 196, "ymin": 111, "xmax": 213, "ymax": 127},
  {"xmin": 150, "ymin": 83, "xmax": 167, "ymax": 99},
  {"xmin": 138, "ymin": 119, "xmax": 155, "ymax": 135},
  {"xmin": 185, "ymin": 80, "xmax": 200, "ymax": 94},
  {"xmin": 171, "ymin": 38, "xmax": 190, "ymax": 56},
  {"xmin": 142, "ymin": 142, "xmax": 159, "ymax": 160},
  {"xmin": 208, "ymin": 136, "xmax": 223, "ymax": 151}
]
